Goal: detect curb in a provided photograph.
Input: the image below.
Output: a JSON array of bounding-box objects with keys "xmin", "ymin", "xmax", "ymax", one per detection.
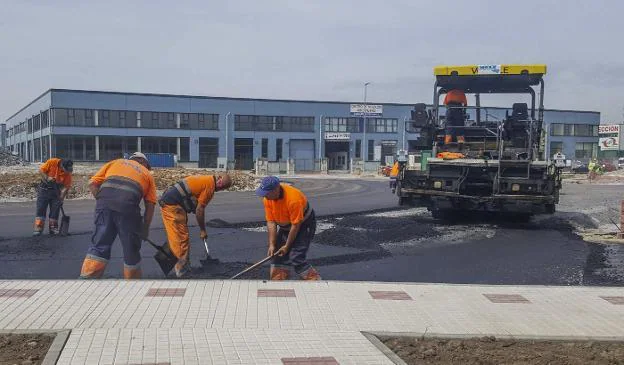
[
  {"xmin": 361, "ymin": 331, "xmax": 407, "ymax": 365},
  {"xmin": 369, "ymin": 331, "xmax": 624, "ymax": 343}
]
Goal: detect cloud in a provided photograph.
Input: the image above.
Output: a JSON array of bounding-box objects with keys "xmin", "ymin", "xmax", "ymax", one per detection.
[{"xmin": 1, "ymin": 0, "xmax": 623, "ymax": 123}]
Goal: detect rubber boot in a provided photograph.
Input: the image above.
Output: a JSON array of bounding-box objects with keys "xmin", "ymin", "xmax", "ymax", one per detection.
[
  {"xmin": 33, "ymin": 218, "xmax": 44, "ymax": 237},
  {"xmin": 300, "ymin": 267, "xmax": 321, "ymax": 281},
  {"xmin": 457, "ymin": 136, "xmax": 465, "ymax": 144},
  {"xmin": 80, "ymin": 255, "xmax": 108, "ymax": 279},
  {"xmin": 270, "ymin": 265, "xmax": 290, "ymax": 280},
  {"xmin": 49, "ymin": 219, "xmax": 59, "ymax": 235},
  {"xmin": 444, "ymin": 135, "xmax": 453, "ymax": 144},
  {"xmin": 123, "ymin": 264, "xmax": 142, "ymax": 279}
]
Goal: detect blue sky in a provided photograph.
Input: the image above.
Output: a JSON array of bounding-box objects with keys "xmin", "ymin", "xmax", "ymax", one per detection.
[{"xmin": 1, "ymin": 0, "xmax": 622, "ymax": 122}]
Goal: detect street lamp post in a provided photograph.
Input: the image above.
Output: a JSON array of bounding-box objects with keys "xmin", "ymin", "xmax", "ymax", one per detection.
[{"xmin": 363, "ymin": 82, "xmax": 370, "ymax": 160}]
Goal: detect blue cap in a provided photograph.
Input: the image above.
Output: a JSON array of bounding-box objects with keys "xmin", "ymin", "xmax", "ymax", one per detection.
[{"xmin": 256, "ymin": 176, "xmax": 280, "ymax": 197}]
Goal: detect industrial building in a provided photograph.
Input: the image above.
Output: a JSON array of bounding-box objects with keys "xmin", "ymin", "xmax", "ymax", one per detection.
[{"xmin": 2, "ymin": 89, "xmax": 601, "ymax": 171}]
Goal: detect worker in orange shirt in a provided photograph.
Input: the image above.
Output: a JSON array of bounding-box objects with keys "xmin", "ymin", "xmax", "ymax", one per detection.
[
  {"xmin": 80, "ymin": 152, "xmax": 156, "ymax": 279},
  {"xmin": 33, "ymin": 158, "xmax": 73, "ymax": 236},
  {"xmin": 443, "ymin": 89, "xmax": 468, "ymax": 144},
  {"xmin": 389, "ymin": 160, "xmax": 400, "ymax": 194},
  {"xmin": 158, "ymin": 174, "xmax": 233, "ymax": 278},
  {"xmin": 256, "ymin": 176, "xmax": 320, "ymax": 281}
]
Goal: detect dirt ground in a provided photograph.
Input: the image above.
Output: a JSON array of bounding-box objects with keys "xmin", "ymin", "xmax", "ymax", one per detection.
[
  {"xmin": 0, "ymin": 165, "xmax": 258, "ymax": 201},
  {"xmin": 381, "ymin": 336, "xmax": 624, "ymax": 365},
  {"xmin": 0, "ymin": 333, "xmax": 55, "ymax": 365}
]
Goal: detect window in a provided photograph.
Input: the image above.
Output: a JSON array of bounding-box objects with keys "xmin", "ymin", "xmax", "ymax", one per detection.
[
  {"xmin": 180, "ymin": 138, "xmax": 189, "ymax": 161},
  {"xmin": 355, "ymin": 140, "xmax": 362, "ymax": 158},
  {"xmin": 142, "ymin": 137, "xmax": 177, "ymax": 154},
  {"xmin": 235, "ymin": 115, "xmax": 314, "ymax": 132},
  {"xmin": 181, "ymin": 113, "xmax": 190, "ymax": 129},
  {"xmin": 261, "ymin": 138, "xmax": 269, "ymax": 158},
  {"xmin": 27, "ymin": 118, "xmax": 32, "ymax": 133},
  {"xmin": 573, "ymin": 124, "xmax": 596, "ymax": 136},
  {"xmin": 550, "ymin": 123, "xmax": 564, "ymax": 136},
  {"xmin": 53, "ymin": 136, "xmax": 96, "ymax": 160},
  {"xmin": 366, "ymin": 118, "xmax": 398, "ymax": 133},
  {"xmin": 32, "ymin": 115, "xmax": 40, "ymax": 132},
  {"xmin": 100, "ymin": 110, "xmax": 111, "ymax": 126},
  {"xmin": 276, "ymin": 138, "xmax": 283, "ymax": 160},
  {"xmin": 324, "ymin": 117, "xmax": 361, "ymax": 132},
  {"xmin": 550, "ymin": 142, "xmax": 563, "ymax": 154},
  {"xmin": 41, "ymin": 110, "xmax": 49, "ymax": 129},
  {"xmin": 575, "ymin": 142, "xmax": 597, "ymax": 159},
  {"xmin": 368, "ymin": 140, "xmax": 375, "ymax": 161},
  {"xmin": 186, "ymin": 113, "xmax": 218, "ymax": 129},
  {"xmin": 564, "ymin": 124, "xmax": 574, "ymax": 136}
]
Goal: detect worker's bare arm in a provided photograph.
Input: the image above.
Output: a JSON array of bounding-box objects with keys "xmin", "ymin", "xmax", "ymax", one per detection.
[
  {"xmin": 196, "ymin": 205, "xmax": 207, "ymax": 239},
  {"xmin": 88, "ymin": 182, "xmax": 100, "ymax": 198},
  {"xmin": 277, "ymin": 222, "xmax": 301, "ymax": 256},
  {"xmin": 267, "ymin": 221, "xmax": 278, "ymax": 256}
]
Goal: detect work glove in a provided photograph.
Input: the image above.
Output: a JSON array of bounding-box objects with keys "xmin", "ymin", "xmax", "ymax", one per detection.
[{"xmin": 199, "ymin": 230, "xmax": 208, "ymax": 240}]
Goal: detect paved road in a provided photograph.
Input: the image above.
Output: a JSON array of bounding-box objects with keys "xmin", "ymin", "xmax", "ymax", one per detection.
[
  {"xmin": 0, "ymin": 178, "xmax": 396, "ymax": 239},
  {"xmin": 0, "ymin": 179, "xmax": 622, "ymax": 286}
]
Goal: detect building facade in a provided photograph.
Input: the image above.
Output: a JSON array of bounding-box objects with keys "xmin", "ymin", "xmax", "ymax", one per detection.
[{"xmin": 3, "ymin": 89, "xmax": 601, "ymax": 170}]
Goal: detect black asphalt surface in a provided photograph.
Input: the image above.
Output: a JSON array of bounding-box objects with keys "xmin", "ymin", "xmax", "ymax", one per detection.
[{"xmin": 0, "ymin": 178, "xmax": 622, "ymax": 286}]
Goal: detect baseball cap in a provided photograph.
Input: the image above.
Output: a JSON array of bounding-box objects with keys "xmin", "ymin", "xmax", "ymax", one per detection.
[
  {"xmin": 256, "ymin": 176, "xmax": 280, "ymax": 197},
  {"xmin": 61, "ymin": 159, "xmax": 74, "ymax": 173}
]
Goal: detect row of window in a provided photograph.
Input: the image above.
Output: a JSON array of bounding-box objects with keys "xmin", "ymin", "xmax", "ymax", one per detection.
[
  {"xmin": 550, "ymin": 141, "xmax": 599, "ymax": 159},
  {"xmin": 550, "ymin": 123, "xmax": 599, "ymax": 137},
  {"xmin": 323, "ymin": 117, "xmax": 399, "ymax": 133},
  {"xmin": 235, "ymin": 115, "xmax": 315, "ymax": 132}
]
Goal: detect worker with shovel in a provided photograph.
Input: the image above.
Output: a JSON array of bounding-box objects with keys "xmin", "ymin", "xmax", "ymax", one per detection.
[
  {"xmin": 79, "ymin": 152, "xmax": 157, "ymax": 279},
  {"xmin": 159, "ymin": 174, "xmax": 233, "ymax": 278},
  {"xmin": 33, "ymin": 158, "xmax": 73, "ymax": 236},
  {"xmin": 256, "ymin": 176, "xmax": 321, "ymax": 281}
]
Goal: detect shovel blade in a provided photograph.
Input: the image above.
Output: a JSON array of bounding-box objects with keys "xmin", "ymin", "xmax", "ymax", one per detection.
[
  {"xmin": 153, "ymin": 241, "xmax": 178, "ymax": 276},
  {"xmin": 59, "ymin": 215, "xmax": 70, "ymax": 236}
]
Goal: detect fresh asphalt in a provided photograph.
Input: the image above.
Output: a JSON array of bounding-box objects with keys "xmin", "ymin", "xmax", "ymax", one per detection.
[{"xmin": 0, "ymin": 178, "xmax": 621, "ymax": 286}]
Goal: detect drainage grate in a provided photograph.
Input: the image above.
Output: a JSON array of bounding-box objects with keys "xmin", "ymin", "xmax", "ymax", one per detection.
[
  {"xmin": 282, "ymin": 356, "xmax": 339, "ymax": 364},
  {"xmin": 258, "ymin": 289, "xmax": 296, "ymax": 298},
  {"xmin": 601, "ymin": 296, "xmax": 624, "ymax": 305},
  {"xmin": 146, "ymin": 288, "xmax": 186, "ymax": 297},
  {"xmin": 369, "ymin": 291, "xmax": 412, "ymax": 300},
  {"xmin": 483, "ymin": 294, "xmax": 530, "ymax": 303},
  {"xmin": 0, "ymin": 289, "xmax": 38, "ymax": 298}
]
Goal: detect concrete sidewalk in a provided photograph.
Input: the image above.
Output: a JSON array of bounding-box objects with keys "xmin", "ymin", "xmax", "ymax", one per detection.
[{"xmin": 0, "ymin": 280, "xmax": 623, "ymax": 364}]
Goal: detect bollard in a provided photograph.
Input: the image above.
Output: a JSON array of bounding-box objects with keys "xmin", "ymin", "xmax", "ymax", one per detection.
[{"xmin": 619, "ymin": 200, "xmax": 624, "ymax": 239}]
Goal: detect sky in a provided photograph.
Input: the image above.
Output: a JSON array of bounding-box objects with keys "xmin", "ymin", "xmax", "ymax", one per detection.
[{"xmin": 1, "ymin": 0, "xmax": 623, "ymax": 123}]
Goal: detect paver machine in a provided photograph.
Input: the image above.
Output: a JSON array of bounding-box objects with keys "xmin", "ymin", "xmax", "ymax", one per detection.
[{"xmin": 396, "ymin": 64, "xmax": 563, "ymax": 220}]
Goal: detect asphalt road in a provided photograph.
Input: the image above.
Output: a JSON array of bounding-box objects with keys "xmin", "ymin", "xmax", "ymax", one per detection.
[{"xmin": 0, "ymin": 178, "xmax": 622, "ymax": 286}]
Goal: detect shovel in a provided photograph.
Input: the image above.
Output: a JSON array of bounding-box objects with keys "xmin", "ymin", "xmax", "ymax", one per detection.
[
  {"xmin": 199, "ymin": 238, "xmax": 219, "ymax": 266},
  {"xmin": 59, "ymin": 206, "xmax": 70, "ymax": 236},
  {"xmin": 143, "ymin": 237, "xmax": 178, "ymax": 276},
  {"xmin": 230, "ymin": 254, "xmax": 276, "ymax": 280}
]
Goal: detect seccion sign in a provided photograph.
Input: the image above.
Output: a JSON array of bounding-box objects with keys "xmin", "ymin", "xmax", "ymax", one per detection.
[{"xmin": 598, "ymin": 125, "xmax": 620, "ymax": 134}]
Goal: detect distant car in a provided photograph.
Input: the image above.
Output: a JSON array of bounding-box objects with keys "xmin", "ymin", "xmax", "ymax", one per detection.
[
  {"xmin": 618, "ymin": 157, "xmax": 624, "ymax": 169},
  {"xmin": 571, "ymin": 161, "xmax": 589, "ymax": 174}
]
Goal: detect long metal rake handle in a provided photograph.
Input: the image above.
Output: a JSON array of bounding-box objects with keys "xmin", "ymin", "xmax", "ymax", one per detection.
[{"xmin": 230, "ymin": 254, "xmax": 276, "ymax": 280}]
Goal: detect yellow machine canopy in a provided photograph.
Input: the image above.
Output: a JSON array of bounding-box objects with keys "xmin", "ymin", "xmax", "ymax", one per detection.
[{"xmin": 434, "ymin": 64, "xmax": 546, "ymax": 94}]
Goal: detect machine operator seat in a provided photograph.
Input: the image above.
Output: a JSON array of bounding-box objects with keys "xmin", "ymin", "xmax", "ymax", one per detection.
[
  {"xmin": 510, "ymin": 103, "xmax": 529, "ymax": 122},
  {"xmin": 445, "ymin": 102, "xmax": 466, "ymax": 127}
]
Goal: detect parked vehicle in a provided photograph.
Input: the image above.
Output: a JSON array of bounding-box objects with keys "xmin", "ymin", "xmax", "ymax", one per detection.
[
  {"xmin": 571, "ymin": 161, "xmax": 589, "ymax": 174},
  {"xmin": 618, "ymin": 157, "xmax": 624, "ymax": 170}
]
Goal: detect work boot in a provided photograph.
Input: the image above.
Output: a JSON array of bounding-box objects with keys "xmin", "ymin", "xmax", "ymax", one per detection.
[
  {"xmin": 49, "ymin": 220, "xmax": 59, "ymax": 235},
  {"xmin": 123, "ymin": 264, "xmax": 142, "ymax": 280},
  {"xmin": 270, "ymin": 265, "xmax": 290, "ymax": 280},
  {"xmin": 299, "ymin": 267, "xmax": 321, "ymax": 281},
  {"xmin": 80, "ymin": 255, "xmax": 108, "ymax": 279},
  {"xmin": 457, "ymin": 136, "xmax": 465, "ymax": 144},
  {"xmin": 33, "ymin": 218, "xmax": 44, "ymax": 236},
  {"xmin": 444, "ymin": 135, "xmax": 453, "ymax": 144}
]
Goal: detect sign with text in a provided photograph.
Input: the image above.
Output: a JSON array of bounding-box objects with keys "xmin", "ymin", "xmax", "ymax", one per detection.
[
  {"xmin": 324, "ymin": 132, "xmax": 351, "ymax": 140},
  {"xmin": 350, "ymin": 104, "xmax": 383, "ymax": 117},
  {"xmin": 598, "ymin": 125, "xmax": 620, "ymax": 134},
  {"xmin": 598, "ymin": 125, "xmax": 620, "ymax": 151}
]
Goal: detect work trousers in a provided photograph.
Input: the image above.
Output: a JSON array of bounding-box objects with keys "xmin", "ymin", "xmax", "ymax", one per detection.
[
  {"xmin": 271, "ymin": 210, "xmax": 320, "ymax": 280},
  {"xmin": 34, "ymin": 185, "xmax": 62, "ymax": 232},
  {"xmin": 160, "ymin": 204, "xmax": 191, "ymax": 278},
  {"xmin": 80, "ymin": 208, "xmax": 142, "ymax": 279}
]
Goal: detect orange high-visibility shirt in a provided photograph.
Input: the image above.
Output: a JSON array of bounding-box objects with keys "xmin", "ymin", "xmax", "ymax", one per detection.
[
  {"xmin": 40, "ymin": 158, "xmax": 72, "ymax": 189},
  {"xmin": 390, "ymin": 162, "xmax": 400, "ymax": 177},
  {"xmin": 183, "ymin": 175, "xmax": 216, "ymax": 208},
  {"xmin": 90, "ymin": 159, "xmax": 157, "ymax": 204},
  {"xmin": 444, "ymin": 89, "xmax": 467, "ymax": 106},
  {"xmin": 263, "ymin": 184, "xmax": 308, "ymax": 226}
]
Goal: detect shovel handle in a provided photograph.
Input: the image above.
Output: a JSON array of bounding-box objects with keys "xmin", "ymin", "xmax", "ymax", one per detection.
[
  {"xmin": 230, "ymin": 254, "xmax": 276, "ymax": 280},
  {"xmin": 203, "ymin": 238, "xmax": 210, "ymax": 256}
]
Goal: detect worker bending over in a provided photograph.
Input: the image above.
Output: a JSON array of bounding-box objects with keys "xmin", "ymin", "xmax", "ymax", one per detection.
[
  {"xmin": 34, "ymin": 158, "xmax": 73, "ymax": 236},
  {"xmin": 444, "ymin": 89, "xmax": 468, "ymax": 144},
  {"xmin": 80, "ymin": 152, "xmax": 156, "ymax": 279},
  {"xmin": 256, "ymin": 176, "xmax": 320, "ymax": 281},
  {"xmin": 159, "ymin": 174, "xmax": 233, "ymax": 278}
]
